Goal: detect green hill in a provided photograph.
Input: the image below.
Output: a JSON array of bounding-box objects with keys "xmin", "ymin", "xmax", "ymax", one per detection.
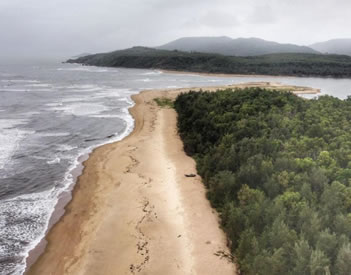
[{"xmin": 67, "ymin": 47, "xmax": 351, "ymax": 78}]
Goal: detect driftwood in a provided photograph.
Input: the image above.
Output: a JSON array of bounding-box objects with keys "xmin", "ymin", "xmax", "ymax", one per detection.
[
  {"xmin": 185, "ymin": 174, "xmax": 196, "ymax": 177},
  {"xmin": 214, "ymin": 250, "xmax": 235, "ymax": 263}
]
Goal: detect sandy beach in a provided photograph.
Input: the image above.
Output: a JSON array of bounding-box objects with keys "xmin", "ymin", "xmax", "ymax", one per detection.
[
  {"xmin": 161, "ymin": 69, "xmax": 289, "ymax": 78},
  {"xmin": 27, "ymin": 86, "xmax": 240, "ymax": 275},
  {"xmin": 27, "ymin": 83, "xmax": 318, "ymax": 275},
  {"xmin": 160, "ymin": 69, "xmax": 317, "ymax": 80}
]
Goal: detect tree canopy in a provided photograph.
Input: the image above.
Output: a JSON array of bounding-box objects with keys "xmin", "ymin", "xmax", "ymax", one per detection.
[{"xmin": 175, "ymin": 88, "xmax": 351, "ymax": 274}]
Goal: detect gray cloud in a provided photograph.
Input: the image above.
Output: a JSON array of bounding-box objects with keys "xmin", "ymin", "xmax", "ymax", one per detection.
[
  {"xmin": 247, "ymin": 4, "xmax": 276, "ymax": 24},
  {"xmin": 0, "ymin": 0, "xmax": 350, "ymax": 62},
  {"xmin": 186, "ymin": 10, "xmax": 240, "ymax": 29}
]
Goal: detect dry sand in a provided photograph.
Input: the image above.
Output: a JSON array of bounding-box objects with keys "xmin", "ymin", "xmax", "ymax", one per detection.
[{"xmin": 27, "ymin": 83, "xmax": 318, "ymax": 275}]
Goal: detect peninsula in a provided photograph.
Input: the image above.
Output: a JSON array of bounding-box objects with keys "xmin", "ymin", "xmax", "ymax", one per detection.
[{"xmin": 67, "ymin": 47, "xmax": 351, "ymax": 78}]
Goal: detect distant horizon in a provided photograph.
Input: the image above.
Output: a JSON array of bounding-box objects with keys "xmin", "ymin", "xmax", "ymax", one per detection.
[
  {"xmin": 71, "ymin": 36, "xmax": 351, "ymax": 57},
  {"xmin": 1, "ymin": 35, "xmax": 351, "ymax": 64},
  {"xmin": 2, "ymin": 0, "xmax": 351, "ymax": 61}
]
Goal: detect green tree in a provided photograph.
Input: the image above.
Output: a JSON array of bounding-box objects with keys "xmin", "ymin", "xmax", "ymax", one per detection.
[
  {"xmin": 309, "ymin": 249, "xmax": 330, "ymax": 275},
  {"xmin": 292, "ymin": 239, "xmax": 312, "ymax": 275},
  {"xmin": 335, "ymin": 242, "xmax": 351, "ymax": 275}
]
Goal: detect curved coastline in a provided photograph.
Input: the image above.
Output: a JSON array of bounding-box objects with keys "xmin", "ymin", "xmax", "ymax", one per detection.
[
  {"xmin": 27, "ymin": 87, "xmax": 239, "ymax": 275},
  {"xmin": 23, "ymin": 98, "xmax": 136, "ymax": 274},
  {"xmin": 26, "ymin": 83, "xmax": 317, "ymax": 275}
]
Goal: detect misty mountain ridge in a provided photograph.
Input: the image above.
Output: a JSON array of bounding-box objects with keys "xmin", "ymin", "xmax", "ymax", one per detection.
[
  {"xmin": 310, "ymin": 39, "xmax": 351, "ymax": 56},
  {"xmin": 157, "ymin": 36, "xmax": 320, "ymax": 56}
]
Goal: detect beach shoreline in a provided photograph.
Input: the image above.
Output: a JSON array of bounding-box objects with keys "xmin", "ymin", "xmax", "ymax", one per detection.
[
  {"xmin": 160, "ymin": 69, "xmax": 339, "ymax": 81},
  {"xmin": 27, "ymin": 83, "xmax": 318, "ymax": 275},
  {"xmin": 27, "ymin": 86, "xmax": 240, "ymax": 275},
  {"xmin": 161, "ymin": 69, "xmax": 292, "ymax": 79}
]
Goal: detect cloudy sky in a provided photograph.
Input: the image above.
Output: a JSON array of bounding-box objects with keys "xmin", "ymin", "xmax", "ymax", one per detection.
[{"xmin": 1, "ymin": 0, "xmax": 350, "ymax": 61}]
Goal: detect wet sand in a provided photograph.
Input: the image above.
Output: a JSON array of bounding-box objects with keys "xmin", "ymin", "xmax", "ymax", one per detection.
[{"xmin": 27, "ymin": 83, "xmax": 317, "ymax": 275}]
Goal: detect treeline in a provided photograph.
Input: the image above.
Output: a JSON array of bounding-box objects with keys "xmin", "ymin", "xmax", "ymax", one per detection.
[
  {"xmin": 174, "ymin": 88, "xmax": 351, "ymax": 274},
  {"xmin": 67, "ymin": 46, "xmax": 351, "ymax": 78}
]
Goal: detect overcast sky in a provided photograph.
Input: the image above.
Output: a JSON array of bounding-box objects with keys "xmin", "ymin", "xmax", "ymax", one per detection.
[{"xmin": 1, "ymin": 0, "xmax": 350, "ymax": 61}]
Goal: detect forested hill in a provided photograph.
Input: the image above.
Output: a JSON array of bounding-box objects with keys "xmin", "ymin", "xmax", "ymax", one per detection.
[
  {"xmin": 67, "ymin": 47, "xmax": 351, "ymax": 78},
  {"xmin": 175, "ymin": 88, "xmax": 351, "ymax": 274}
]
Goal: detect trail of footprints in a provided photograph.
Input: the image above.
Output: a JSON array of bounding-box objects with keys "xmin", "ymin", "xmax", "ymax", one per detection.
[
  {"xmin": 124, "ymin": 156, "xmax": 139, "ymax": 173},
  {"xmin": 124, "ymin": 145, "xmax": 157, "ymax": 273},
  {"xmin": 124, "ymin": 146, "xmax": 139, "ymax": 173},
  {"xmin": 130, "ymin": 198, "xmax": 157, "ymax": 273}
]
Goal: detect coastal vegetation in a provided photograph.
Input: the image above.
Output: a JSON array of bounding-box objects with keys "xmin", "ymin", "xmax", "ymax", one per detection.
[
  {"xmin": 67, "ymin": 47, "xmax": 351, "ymax": 78},
  {"xmin": 174, "ymin": 88, "xmax": 351, "ymax": 274},
  {"xmin": 153, "ymin": 97, "xmax": 174, "ymax": 108}
]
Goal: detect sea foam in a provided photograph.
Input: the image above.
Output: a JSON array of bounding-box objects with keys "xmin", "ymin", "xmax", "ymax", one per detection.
[{"xmin": 0, "ymin": 119, "xmax": 30, "ymax": 171}]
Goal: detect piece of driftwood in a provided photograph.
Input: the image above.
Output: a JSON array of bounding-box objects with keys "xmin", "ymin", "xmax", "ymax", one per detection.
[
  {"xmin": 185, "ymin": 174, "xmax": 196, "ymax": 177},
  {"xmin": 214, "ymin": 250, "xmax": 235, "ymax": 263}
]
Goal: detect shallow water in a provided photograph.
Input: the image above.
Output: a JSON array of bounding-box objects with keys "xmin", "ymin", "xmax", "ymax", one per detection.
[{"xmin": 1, "ymin": 62, "xmax": 351, "ymax": 274}]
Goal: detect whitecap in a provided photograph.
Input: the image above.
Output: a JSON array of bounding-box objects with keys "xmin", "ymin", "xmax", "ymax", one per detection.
[
  {"xmin": 208, "ymin": 79, "xmax": 223, "ymax": 82},
  {"xmin": 141, "ymin": 71, "xmax": 162, "ymax": 76},
  {"xmin": 49, "ymin": 103, "xmax": 109, "ymax": 116},
  {"xmin": 0, "ymin": 119, "xmax": 31, "ymax": 170},
  {"xmin": 24, "ymin": 83, "xmax": 52, "ymax": 88},
  {"xmin": 58, "ymin": 84, "xmax": 103, "ymax": 92},
  {"xmin": 136, "ymin": 78, "xmax": 152, "ymax": 82},
  {"xmin": 56, "ymin": 144, "xmax": 78, "ymax": 151},
  {"xmin": 30, "ymin": 156, "xmax": 50, "ymax": 161},
  {"xmin": 0, "ymin": 130, "xmax": 24, "ymax": 170},
  {"xmin": 93, "ymin": 88, "xmax": 132, "ymax": 98},
  {"xmin": 36, "ymin": 132, "xmax": 71, "ymax": 137},
  {"xmin": 45, "ymin": 102, "xmax": 63, "ymax": 107},
  {"xmin": 47, "ymin": 157, "xmax": 61, "ymax": 164},
  {"xmin": 90, "ymin": 114, "xmax": 123, "ymax": 118},
  {"xmin": 3, "ymin": 79, "xmax": 39, "ymax": 83},
  {"xmin": 0, "ymin": 88, "xmax": 30, "ymax": 92},
  {"xmin": 118, "ymin": 97, "xmax": 133, "ymax": 103},
  {"xmin": 57, "ymin": 67, "xmax": 112, "ymax": 73}
]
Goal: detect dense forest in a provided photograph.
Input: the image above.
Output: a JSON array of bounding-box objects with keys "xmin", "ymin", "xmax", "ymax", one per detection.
[
  {"xmin": 67, "ymin": 47, "xmax": 351, "ymax": 78},
  {"xmin": 174, "ymin": 88, "xmax": 351, "ymax": 274}
]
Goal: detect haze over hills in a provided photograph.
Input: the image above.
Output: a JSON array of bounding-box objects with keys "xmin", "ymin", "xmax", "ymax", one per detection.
[
  {"xmin": 310, "ymin": 39, "xmax": 351, "ymax": 56},
  {"xmin": 157, "ymin": 36, "xmax": 320, "ymax": 56}
]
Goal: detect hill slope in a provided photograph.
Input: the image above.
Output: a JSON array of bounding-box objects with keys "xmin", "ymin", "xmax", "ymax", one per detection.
[
  {"xmin": 67, "ymin": 47, "xmax": 351, "ymax": 78},
  {"xmin": 157, "ymin": 37, "xmax": 319, "ymax": 56},
  {"xmin": 311, "ymin": 39, "xmax": 351, "ymax": 56}
]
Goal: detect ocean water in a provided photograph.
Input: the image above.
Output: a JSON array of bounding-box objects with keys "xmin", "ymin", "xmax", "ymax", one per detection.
[{"xmin": 1, "ymin": 63, "xmax": 351, "ymax": 275}]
